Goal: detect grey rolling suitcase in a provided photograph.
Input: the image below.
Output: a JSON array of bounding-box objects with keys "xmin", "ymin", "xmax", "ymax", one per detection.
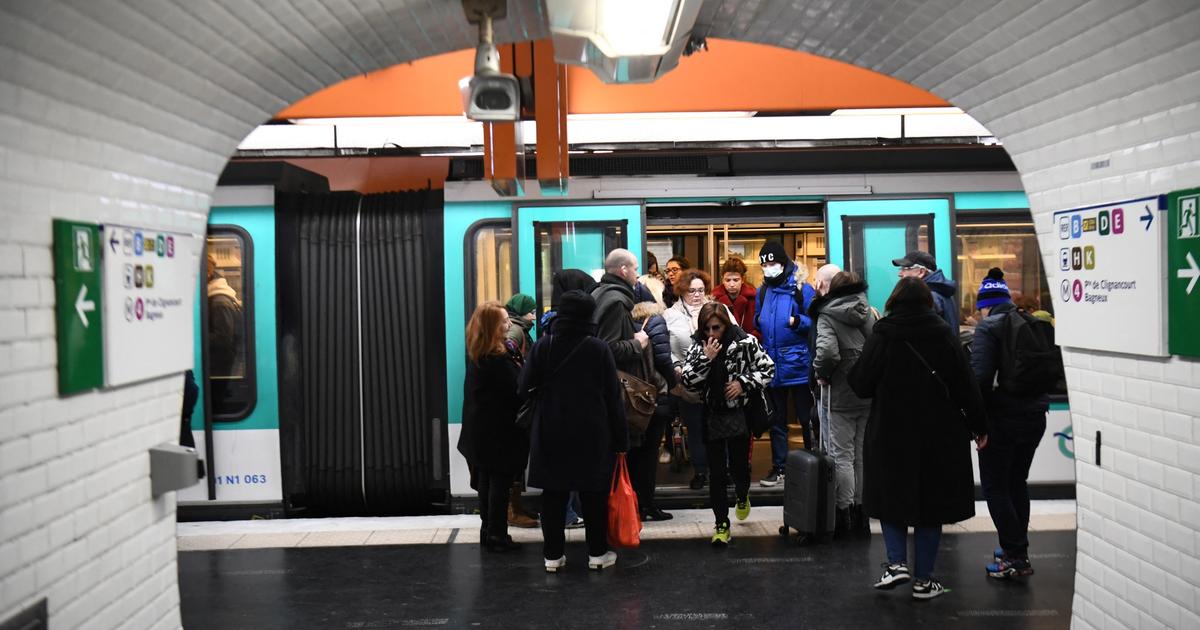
[{"xmin": 779, "ymin": 389, "xmax": 836, "ymax": 544}]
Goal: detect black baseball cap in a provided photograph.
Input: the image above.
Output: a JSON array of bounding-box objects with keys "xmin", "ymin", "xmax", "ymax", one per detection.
[{"xmin": 891, "ymin": 250, "xmax": 937, "ymax": 270}]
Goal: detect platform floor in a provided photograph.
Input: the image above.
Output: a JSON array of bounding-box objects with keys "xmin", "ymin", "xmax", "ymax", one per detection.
[{"xmin": 179, "ymin": 529, "xmax": 1076, "ymax": 629}]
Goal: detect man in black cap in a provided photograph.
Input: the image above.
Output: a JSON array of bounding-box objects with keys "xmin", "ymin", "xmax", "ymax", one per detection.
[{"xmin": 892, "ymin": 250, "xmax": 958, "ymax": 330}]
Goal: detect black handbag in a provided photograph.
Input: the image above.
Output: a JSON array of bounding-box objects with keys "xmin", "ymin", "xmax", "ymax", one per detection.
[
  {"xmin": 516, "ymin": 337, "xmax": 585, "ymax": 431},
  {"xmin": 745, "ymin": 387, "xmax": 774, "ymax": 438}
]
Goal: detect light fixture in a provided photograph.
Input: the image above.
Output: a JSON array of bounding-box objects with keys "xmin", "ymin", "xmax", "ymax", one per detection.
[{"xmin": 545, "ymin": 0, "xmax": 703, "ymax": 84}]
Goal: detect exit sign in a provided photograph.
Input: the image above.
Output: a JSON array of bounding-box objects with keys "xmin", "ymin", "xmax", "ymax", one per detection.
[{"xmin": 53, "ymin": 219, "xmax": 104, "ymax": 394}]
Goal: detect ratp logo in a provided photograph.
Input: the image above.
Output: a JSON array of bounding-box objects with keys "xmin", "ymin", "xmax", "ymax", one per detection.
[{"xmin": 1054, "ymin": 426, "xmax": 1074, "ymax": 459}]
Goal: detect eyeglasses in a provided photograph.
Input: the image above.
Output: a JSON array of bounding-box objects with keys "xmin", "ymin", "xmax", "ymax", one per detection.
[
  {"xmin": 901, "ymin": 264, "xmax": 930, "ymax": 273},
  {"xmin": 665, "ymin": 267, "xmax": 682, "ymax": 273},
  {"xmin": 686, "ymin": 288, "xmax": 706, "ymax": 294},
  {"xmin": 705, "ymin": 324, "xmax": 724, "ymax": 332}
]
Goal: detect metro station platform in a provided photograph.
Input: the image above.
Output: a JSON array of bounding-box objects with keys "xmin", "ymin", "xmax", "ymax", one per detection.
[{"xmin": 178, "ymin": 503, "xmax": 1076, "ymax": 629}]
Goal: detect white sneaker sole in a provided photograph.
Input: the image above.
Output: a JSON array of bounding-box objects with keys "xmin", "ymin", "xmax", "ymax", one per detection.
[
  {"xmin": 911, "ymin": 585, "xmax": 946, "ymax": 600},
  {"xmin": 873, "ymin": 575, "xmax": 911, "ymax": 590},
  {"xmin": 544, "ymin": 557, "xmax": 566, "ymax": 573},
  {"xmin": 588, "ymin": 556, "xmax": 616, "ymax": 570}
]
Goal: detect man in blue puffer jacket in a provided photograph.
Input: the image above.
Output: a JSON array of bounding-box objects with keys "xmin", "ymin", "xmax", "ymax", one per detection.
[{"xmin": 755, "ymin": 241, "xmax": 816, "ymax": 487}]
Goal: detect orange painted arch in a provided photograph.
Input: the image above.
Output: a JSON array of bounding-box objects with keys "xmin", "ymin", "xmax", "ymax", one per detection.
[{"xmin": 276, "ymin": 39, "xmax": 947, "ymax": 119}]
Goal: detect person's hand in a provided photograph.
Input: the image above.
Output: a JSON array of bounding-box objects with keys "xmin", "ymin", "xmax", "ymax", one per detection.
[
  {"xmin": 633, "ymin": 319, "xmax": 652, "ymax": 348},
  {"xmin": 701, "ymin": 337, "xmax": 720, "ymax": 361},
  {"xmin": 789, "ymin": 316, "xmax": 796, "ymax": 327},
  {"xmin": 674, "ymin": 366, "xmax": 684, "ymax": 379},
  {"xmin": 975, "ymin": 434, "xmax": 988, "ymax": 451},
  {"xmin": 724, "ymin": 379, "xmax": 743, "ymax": 400}
]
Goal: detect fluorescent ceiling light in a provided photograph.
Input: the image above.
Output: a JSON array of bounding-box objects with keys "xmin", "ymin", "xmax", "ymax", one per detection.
[
  {"xmin": 594, "ymin": 185, "xmax": 871, "ymax": 199},
  {"xmin": 568, "ymin": 111, "xmax": 756, "ymax": 120},
  {"xmin": 832, "ymin": 107, "xmax": 965, "ymax": 116}
]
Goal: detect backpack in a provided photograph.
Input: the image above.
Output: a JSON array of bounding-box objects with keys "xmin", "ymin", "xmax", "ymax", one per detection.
[{"xmin": 997, "ymin": 310, "xmax": 1064, "ymax": 396}]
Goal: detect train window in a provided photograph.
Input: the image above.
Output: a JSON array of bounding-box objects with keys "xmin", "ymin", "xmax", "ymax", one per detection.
[
  {"xmin": 205, "ymin": 228, "xmax": 256, "ymax": 421},
  {"xmin": 467, "ymin": 221, "xmax": 514, "ymax": 317},
  {"xmin": 532, "ymin": 221, "xmax": 625, "ymax": 316},
  {"xmin": 956, "ymin": 218, "xmax": 1051, "ymax": 318}
]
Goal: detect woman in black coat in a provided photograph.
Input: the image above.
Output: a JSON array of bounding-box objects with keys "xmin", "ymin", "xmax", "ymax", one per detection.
[
  {"xmin": 848, "ymin": 278, "xmax": 988, "ymax": 600},
  {"xmin": 519, "ymin": 290, "xmax": 628, "ymax": 573},
  {"xmin": 456, "ymin": 301, "xmax": 528, "ymax": 552}
]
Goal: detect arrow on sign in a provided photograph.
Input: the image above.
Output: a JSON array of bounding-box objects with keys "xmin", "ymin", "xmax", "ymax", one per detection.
[
  {"xmin": 1179, "ymin": 251, "xmax": 1200, "ymax": 295},
  {"xmin": 1141, "ymin": 205, "xmax": 1154, "ymax": 230},
  {"xmin": 110, "ymin": 234, "xmax": 119, "ymax": 253},
  {"xmin": 74, "ymin": 282, "xmax": 95, "ymax": 326}
]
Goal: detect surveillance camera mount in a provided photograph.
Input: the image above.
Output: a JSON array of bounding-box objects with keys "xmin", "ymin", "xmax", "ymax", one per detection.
[{"xmin": 474, "ymin": 16, "xmax": 500, "ymax": 76}]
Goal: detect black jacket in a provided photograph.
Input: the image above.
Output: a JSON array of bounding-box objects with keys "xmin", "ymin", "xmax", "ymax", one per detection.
[
  {"xmin": 970, "ymin": 301, "xmax": 1050, "ymax": 419},
  {"xmin": 456, "ymin": 347, "xmax": 529, "ymax": 476},
  {"xmin": 519, "ymin": 318, "xmax": 629, "ymax": 492},
  {"xmin": 848, "ymin": 307, "xmax": 987, "ymax": 526},
  {"xmin": 632, "ymin": 301, "xmax": 677, "ymax": 391},
  {"xmin": 591, "ymin": 273, "xmax": 645, "ymax": 378}
]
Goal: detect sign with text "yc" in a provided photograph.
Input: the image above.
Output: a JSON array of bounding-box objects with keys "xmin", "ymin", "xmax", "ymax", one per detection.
[
  {"xmin": 53, "ymin": 219, "xmax": 104, "ymax": 394},
  {"xmin": 1168, "ymin": 187, "xmax": 1200, "ymax": 357}
]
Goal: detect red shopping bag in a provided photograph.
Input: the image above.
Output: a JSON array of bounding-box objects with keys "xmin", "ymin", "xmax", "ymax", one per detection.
[{"xmin": 607, "ymin": 453, "xmax": 642, "ymax": 548}]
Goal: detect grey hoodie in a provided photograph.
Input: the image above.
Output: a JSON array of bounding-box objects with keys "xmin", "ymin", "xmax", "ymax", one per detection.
[{"xmin": 812, "ymin": 287, "xmax": 876, "ymax": 411}]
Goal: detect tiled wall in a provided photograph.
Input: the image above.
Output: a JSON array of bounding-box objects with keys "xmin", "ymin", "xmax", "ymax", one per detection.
[{"xmin": 0, "ymin": 1, "xmax": 1196, "ymax": 628}]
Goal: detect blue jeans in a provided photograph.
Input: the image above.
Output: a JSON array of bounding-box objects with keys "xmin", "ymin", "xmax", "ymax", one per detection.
[
  {"xmin": 881, "ymin": 522, "xmax": 942, "ymax": 580},
  {"xmin": 564, "ymin": 491, "xmax": 582, "ymax": 525},
  {"xmin": 679, "ymin": 400, "xmax": 708, "ymax": 475},
  {"xmin": 768, "ymin": 385, "xmax": 813, "ymax": 470}
]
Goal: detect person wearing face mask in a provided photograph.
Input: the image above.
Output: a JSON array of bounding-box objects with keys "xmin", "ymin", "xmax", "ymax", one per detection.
[
  {"xmin": 755, "ymin": 241, "xmax": 817, "ymax": 487},
  {"xmin": 680, "ymin": 302, "xmax": 775, "ymax": 546},
  {"xmin": 712, "ymin": 256, "xmax": 759, "ymax": 340}
]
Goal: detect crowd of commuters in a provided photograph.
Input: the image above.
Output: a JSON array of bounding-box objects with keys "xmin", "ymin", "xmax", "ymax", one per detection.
[{"xmin": 455, "ymin": 242, "xmax": 1059, "ymax": 600}]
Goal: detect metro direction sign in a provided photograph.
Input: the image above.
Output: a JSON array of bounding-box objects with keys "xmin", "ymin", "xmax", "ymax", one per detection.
[
  {"xmin": 53, "ymin": 220, "xmax": 104, "ymax": 394},
  {"xmin": 1168, "ymin": 186, "xmax": 1200, "ymax": 358},
  {"xmin": 1052, "ymin": 195, "xmax": 1168, "ymax": 356}
]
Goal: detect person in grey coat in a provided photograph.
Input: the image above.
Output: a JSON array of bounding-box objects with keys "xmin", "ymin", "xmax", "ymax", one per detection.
[{"xmin": 812, "ymin": 271, "xmax": 876, "ymax": 538}]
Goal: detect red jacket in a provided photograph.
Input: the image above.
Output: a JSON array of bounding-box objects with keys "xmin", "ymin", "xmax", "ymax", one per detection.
[{"xmin": 712, "ymin": 282, "xmax": 760, "ymax": 340}]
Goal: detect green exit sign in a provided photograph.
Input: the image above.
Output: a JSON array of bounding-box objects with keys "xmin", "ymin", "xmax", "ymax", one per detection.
[
  {"xmin": 1168, "ymin": 187, "xmax": 1200, "ymax": 358},
  {"xmin": 53, "ymin": 219, "xmax": 104, "ymax": 394}
]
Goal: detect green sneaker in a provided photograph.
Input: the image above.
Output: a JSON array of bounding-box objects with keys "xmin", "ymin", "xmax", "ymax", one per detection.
[
  {"xmin": 711, "ymin": 522, "xmax": 731, "ymax": 546},
  {"xmin": 735, "ymin": 497, "xmax": 751, "ymax": 521}
]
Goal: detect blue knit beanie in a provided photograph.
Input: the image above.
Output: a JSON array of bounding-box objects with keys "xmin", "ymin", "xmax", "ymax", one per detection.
[{"xmin": 976, "ymin": 268, "xmax": 1011, "ymax": 309}]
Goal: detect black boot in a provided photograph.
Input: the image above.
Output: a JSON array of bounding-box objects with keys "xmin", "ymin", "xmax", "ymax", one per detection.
[
  {"xmin": 851, "ymin": 504, "xmax": 870, "ymax": 538},
  {"xmin": 835, "ymin": 507, "xmax": 851, "ymax": 538}
]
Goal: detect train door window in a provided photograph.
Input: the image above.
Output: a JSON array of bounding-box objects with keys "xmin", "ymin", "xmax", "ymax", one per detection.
[
  {"xmin": 532, "ymin": 221, "xmax": 626, "ymax": 315},
  {"xmin": 205, "ymin": 228, "xmax": 256, "ymax": 420},
  {"xmin": 467, "ymin": 221, "xmax": 514, "ymax": 317},
  {"xmin": 956, "ymin": 216, "xmax": 1050, "ymax": 318},
  {"xmin": 844, "ymin": 214, "xmax": 935, "ymax": 311}
]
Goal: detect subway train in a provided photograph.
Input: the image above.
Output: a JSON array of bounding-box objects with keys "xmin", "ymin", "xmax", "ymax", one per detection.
[{"xmin": 178, "ymin": 151, "xmax": 1076, "ymax": 519}]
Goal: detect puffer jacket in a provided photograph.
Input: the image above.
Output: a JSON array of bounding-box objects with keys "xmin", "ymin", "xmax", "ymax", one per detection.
[
  {"xmin": 812, "ymin": 282, "xmax": 876, "ymax": 411},
  {"xmin": 755, "ymin": 261, "xmax": 815, "ymax": 387},
  {"xmin": 712, "ymin": 281, "xmax": 759, "ymax": 339},
  {"xmin": 925, "ymin": 269, "xmax": 959, "ymax": 331},
  {"xmin": 969, "ymin": 301, "xmax": 1050, "ymax": 419},
  {"xmin": 681, "ymin": 326, "xmax": 775, "ymax": 410},
  {"xmin": 591, "ymin": 273, "xmax": 644, "ymax": 378},
  {"xmin": 632, "ymin": 301, "xmax": 677, "ymax": 391}
]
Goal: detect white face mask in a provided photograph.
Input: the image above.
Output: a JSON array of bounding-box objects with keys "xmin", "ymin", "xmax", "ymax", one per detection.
[{"xmin": 763, "ymin": 264, "xmax": 784, "ymax": 278}]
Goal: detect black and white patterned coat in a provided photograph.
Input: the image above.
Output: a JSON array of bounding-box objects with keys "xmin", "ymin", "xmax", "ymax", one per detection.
[{"xmin": 681, "ymin": 327, "xmax": 775, "ymax": 409}]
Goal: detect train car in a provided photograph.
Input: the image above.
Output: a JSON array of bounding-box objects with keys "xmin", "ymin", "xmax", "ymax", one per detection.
[{"xmin": 179, "ymin": 152, "xmax": 1075, "ymax": 519}]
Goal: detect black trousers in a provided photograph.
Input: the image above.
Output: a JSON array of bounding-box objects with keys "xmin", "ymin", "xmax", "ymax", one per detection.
[
  {"xmin": 541, "ymin": 489, "xmax": 608, "ymax": 559},
  {"xmin": 706, "ymin": 433, "xmax": 751, "ymax": 526},
  {"xmin": 979, "ymin": 412, "xmax": 1046, "ymax": 559},
  {"xmin": 476, "ymin": 468, "xmax": 513, "ymax": 540},
  {"xmin": 627, "ymin": 407, "xmax": 672, "ymax": 512}
]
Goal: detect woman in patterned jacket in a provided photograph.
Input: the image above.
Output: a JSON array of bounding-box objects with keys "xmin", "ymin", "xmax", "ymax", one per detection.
[{"xmin": 681, "ymin": 302, "xmax": 775, "ymax": 546}]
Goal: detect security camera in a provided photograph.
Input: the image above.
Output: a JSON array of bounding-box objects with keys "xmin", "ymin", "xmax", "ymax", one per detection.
[{"xmin": 465, "ymin": 41, "xmax": 520, "ymax": 122}]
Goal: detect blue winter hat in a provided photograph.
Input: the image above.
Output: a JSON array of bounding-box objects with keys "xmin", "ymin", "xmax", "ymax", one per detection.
[{"xmin": 976, "ymin": 268, "xmax": 1011, "ymax": 309}]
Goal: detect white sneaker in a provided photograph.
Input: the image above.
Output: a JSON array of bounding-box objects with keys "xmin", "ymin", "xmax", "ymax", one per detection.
[
  {"xmin": 873, "ymin": 563, "xmax": 911, "ymax": 589},
  {"xmin": 588, "ymin": 550, "xmax": 617, "ymax": 570},
  {"xmin": 659, "ymin": 449, "xmax": 672, "ymax": 464},
  {"xmin": 911, "ymin": 578, "xmax": 947, "ymax": 600},
  {"xmin": 544, "ymin": 556, "xmax": 566, "ymax": 573}
]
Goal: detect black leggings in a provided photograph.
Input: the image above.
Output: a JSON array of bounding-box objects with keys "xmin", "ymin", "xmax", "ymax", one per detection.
[
  {"xmin": 627, "ymin": 407, "xmax": 672, "ymax": 512},
  {"xmin": 706, "ymin": 433, "xmax": 751, "ymax": 526},
  {"xmin": 541, "ymin": 489, "xmax": 608, "ymax": 559},
  {"xmin": 476, "ymin": 468, "xmax": 513, "ymax": 540}
]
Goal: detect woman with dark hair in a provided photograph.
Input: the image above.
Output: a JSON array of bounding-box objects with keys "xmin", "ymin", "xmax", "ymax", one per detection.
[
  {"xmin": 848, "ymin": 277, "xmax": 988, "ymax": 600},
  {"xmin": 712, "ymin": 256, "xmax": 759, "ymax": 339},
  {"xmin": 456, "ymin": 301, "xmax": 529, "ymax": 552},
  {"xmin": 662, "ymin": 255, "xmax": 691, "ymax": 307},
  {"xmin": 520, "ymin": 290, "xmax": 628, "ymax": 572},
  {"xmin": 681, "ymin": 302, "xmax": 775, "ymax": 546}
]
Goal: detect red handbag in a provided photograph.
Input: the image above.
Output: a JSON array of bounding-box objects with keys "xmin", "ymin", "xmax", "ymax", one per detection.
[{"xmin": 607, "ymin": 454, "xmax": 642, "ymax": 548}]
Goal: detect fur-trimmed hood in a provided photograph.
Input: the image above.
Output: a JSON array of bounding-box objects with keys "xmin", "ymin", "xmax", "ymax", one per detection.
[{"xmin": 631, "ymin": 300, "xmax": 666, "ymax": 321}]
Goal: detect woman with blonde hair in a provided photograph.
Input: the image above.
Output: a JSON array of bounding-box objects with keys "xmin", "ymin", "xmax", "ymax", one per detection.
[{"xmin": 456, "ymin": 301, "xmax": 529, "ymax": 552}]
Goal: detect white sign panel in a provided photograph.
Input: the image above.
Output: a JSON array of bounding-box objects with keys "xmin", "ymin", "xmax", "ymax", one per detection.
[
  {"xmin": 1052, "ymin": 195, "xmax": 1167, "ymax": 356},
  {"xmin": 177, "ymin": 429, "xmax": 283, "ymax": 502},
  {"xmin": 101, "ymin": 224, "xmax": 199, "ymax": 386}
]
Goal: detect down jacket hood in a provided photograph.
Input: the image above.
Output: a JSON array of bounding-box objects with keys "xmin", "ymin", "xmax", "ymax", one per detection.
[
  {"xmin": 925, "ymin": 269, "xmax": 957, "ymax": 298},
  {"xmin": 631, "ymin": 300, "xmax": 666, "ymax": 321},
  {"xmin": 822, "ymin": 284, "xmax": 871, "ymax": 327}
]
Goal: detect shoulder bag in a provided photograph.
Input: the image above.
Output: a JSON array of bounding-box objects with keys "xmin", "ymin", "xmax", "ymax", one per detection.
[{"xmin": 617, "ymin": 344, "xmax": 658, "ymax": 433}]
